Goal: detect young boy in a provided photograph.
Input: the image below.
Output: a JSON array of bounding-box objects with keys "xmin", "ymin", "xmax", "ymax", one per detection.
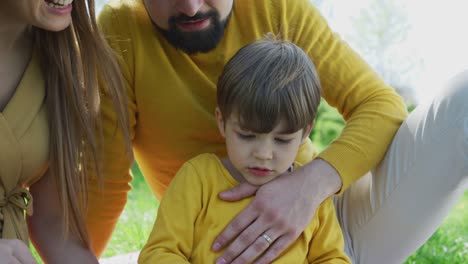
[{"xmin": 138, "ymin": 36, "xmax": 351, "ymax": 264}]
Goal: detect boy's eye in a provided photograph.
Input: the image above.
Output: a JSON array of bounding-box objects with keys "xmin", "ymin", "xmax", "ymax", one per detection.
[
  {"xmin": 237, "ymin": 133, "xmax": 255, "ymax": 140},
  {"xmin": 275, "ymin": 138, "xmax": 293, "ymax": 144}
]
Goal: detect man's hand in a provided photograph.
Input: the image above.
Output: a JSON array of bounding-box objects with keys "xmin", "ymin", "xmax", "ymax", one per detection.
[
  {"xmin": 212, "ymin": 159, "xmax": 342, "ymax": 264},
  {"xmin": 0, "ymin": 239, "xmax": 38, "ymax": 264}
]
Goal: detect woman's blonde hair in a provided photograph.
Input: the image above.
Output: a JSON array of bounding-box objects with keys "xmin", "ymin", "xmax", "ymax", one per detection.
[
  {"xmin": 217, "ymin": 34, "xmax": 322, "ymax": 134},
  {"xmin": 34, "ymin": 0, "xmax": 130, "ymax": 245}
]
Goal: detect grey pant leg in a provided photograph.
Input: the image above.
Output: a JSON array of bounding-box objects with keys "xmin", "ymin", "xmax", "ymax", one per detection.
[{"xmin": 334, "ymin": 70, "xmax": 468, "ymax": 264}]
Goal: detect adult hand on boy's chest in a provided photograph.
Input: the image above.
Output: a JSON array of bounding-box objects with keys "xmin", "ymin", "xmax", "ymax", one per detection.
[{"xmin": 212, "ymin": 158, "xmax": 340, "ymax": 264}]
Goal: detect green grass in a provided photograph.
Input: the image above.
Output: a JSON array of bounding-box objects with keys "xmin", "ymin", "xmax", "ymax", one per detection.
[
  {"xmin": 404, "ymin": 191, "xmax": 468, "ymax": 264},
  {"xmin": 101, "ymin": 166, "xmax": 159, "ymax": 258}
]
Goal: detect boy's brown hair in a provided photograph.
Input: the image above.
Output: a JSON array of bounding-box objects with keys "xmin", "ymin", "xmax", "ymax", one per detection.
[{"xmin": 217, "ymin": 34, "xmax": 322, "ymax": 134}]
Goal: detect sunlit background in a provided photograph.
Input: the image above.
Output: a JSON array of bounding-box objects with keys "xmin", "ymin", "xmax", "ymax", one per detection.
[{"xmin": 312, "ymin": 0, "xmax": 468, "ymax": 104}]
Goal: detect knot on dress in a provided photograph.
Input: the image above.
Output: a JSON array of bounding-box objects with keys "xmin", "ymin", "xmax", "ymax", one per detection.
[{"xmin": 0, "ymin": 186, "xmax": 33, "ymax": 243}]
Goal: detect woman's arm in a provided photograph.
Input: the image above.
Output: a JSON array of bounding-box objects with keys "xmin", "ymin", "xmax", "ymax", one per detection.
[{"xmin": 27, "ymin": 170, "xmax": 99, "ymax": 264}]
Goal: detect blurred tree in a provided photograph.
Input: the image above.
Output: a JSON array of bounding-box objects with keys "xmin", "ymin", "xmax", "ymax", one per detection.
[
  {"xmin": 95, "ymin": 0, "xmax": 107, "ymax": 13},
  {"xmin": 311, "ymin": 0, "xmax": 420, "ymax": 104},
  {"xmin": 310, "ymin": 0, "xmax": 335, "ymax": 20},
  {"xmin": 346, "ymin": 0, "xmax": 421, "ymax": 104}
]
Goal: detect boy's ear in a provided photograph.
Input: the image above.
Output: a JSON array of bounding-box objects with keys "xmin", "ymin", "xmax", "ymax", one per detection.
[
  {"xmin": 215, "ymin": 107, "xmax": 226, "ymax": 138},
  {"xmin": 302, "ymin": 120, "xmax": 315, "ymax": 141}
]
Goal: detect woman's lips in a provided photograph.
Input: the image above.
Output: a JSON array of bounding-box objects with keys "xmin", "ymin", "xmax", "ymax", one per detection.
[{"xmin": 45, "ymin": 0, "xmax": 73, "ymax": 14}]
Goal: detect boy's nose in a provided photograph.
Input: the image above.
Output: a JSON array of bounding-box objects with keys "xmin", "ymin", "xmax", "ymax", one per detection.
[
  {"xmin": 175, "ymin": 0, "xmax": 204, "ymax": 17},
  {"xmin": 254, "ymin": 145, "xmax": 273, "ymax": 161}
]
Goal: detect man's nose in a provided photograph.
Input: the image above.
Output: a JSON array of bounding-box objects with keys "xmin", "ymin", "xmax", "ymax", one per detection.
[{"xmin": 175, "ymin": 0, "xmax": 204, "ymax": 17}]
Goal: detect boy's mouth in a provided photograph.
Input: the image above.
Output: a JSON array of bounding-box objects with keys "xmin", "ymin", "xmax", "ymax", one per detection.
[{"xmin": 248, "ymin": 167, "xmax": 272, "ymax": 177}]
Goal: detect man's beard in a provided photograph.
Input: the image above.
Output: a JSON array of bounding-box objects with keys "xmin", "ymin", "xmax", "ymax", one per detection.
[{"xmin": 154, "ymin": 10, "xmax": 232, "ymax": 55}]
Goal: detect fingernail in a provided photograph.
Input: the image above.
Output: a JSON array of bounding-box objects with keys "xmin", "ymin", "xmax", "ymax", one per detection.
[
  {"xmin": 219, "ymin": 191, "xmax": 230, "ymax": 197},
  {"xmin": 216, "ymin": 258, "xmax": 227, "ymax": 264},
  {"xmin": 212, "ymin": 242, "xmax": 221, "ymax": 251}
]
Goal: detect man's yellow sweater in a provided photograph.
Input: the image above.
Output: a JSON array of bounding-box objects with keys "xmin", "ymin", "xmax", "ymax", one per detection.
[{"xmin": 88, "ymin": 0, "xmax": 407, "ymax": 255}]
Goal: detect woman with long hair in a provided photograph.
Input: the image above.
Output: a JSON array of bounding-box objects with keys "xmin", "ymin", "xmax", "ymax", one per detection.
[{"xmin": 0, "ymin": 0, "xmax": 130, "ymax": 262}]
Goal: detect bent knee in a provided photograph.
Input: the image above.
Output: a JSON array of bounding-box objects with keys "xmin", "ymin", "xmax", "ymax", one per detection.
[
  {"xmin": 450, "ymin": 71, "xmax": 468, "ymax": 188},
  {"xmin": 442, "ymin": 70, "xmax": 468, "ymax": 113}
]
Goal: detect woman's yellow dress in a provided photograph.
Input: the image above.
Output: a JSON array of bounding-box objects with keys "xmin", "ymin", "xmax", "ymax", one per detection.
[{"xmin": 0, "ymin": 52, "xmax": 49, "ymax": 243}]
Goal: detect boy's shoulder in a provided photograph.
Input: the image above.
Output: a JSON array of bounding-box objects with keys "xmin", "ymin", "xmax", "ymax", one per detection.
[
  {"xmin": 173, "ymin": 153, "xmax": 232, "ymax": 191},
  {"xmin": 186, "ymin": 153, "xmax": 221, "ymax": 167},
  {"xmin": 180, "ymin": 153, "xmax": 224, "ymax": 179}
]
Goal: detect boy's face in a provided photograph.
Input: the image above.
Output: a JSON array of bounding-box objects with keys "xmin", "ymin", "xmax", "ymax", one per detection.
[
  {"xmin": 143, "ymin": 0, "xmax": 233, "ymax": 54},
  {"xmin": 216, "ymin": 109, "xmax": 312, "ymax": 186}
]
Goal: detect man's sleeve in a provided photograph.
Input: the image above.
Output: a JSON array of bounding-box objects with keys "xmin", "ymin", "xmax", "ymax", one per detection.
[
  {"xmin": 86, "ymin": 3, "xmax": 138, "ymax": 256},
  {"xmin": 281, "ymin": 0, "xmax": 408, "ymax": 192}
]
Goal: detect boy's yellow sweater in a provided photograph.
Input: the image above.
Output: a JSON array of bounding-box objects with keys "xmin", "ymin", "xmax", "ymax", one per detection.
[{"xmin": 139, "ymin": 154, "xmax": 351, "ymax": 264}]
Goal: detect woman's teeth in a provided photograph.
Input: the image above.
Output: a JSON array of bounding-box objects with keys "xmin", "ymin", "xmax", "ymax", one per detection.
[{"xmin": 47, "ymin": 0, "xmax": 73, "ymax": 9}]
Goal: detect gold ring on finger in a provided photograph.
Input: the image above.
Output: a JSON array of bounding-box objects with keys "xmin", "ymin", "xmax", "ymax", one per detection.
[{"xmin": 261, "ymin": 233, "xmax": 273, "ymax": 244}]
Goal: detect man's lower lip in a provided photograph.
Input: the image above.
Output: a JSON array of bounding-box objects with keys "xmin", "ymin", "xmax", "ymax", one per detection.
[
  {"xmin": 248, "ymin": 168, "xmax": 272, "ymax": 177},
  {"xmin": 176, "ymin": 18, "xmax": 210, "ymax": 31}
]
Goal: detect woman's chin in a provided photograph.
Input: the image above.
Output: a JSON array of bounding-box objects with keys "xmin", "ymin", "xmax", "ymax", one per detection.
[{"xmin": 39, "ymin": 0, "xmax": 73, "ymax": 32}]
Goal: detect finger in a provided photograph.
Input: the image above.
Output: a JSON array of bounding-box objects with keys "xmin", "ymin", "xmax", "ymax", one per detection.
[
  {"xmin": 231, "ymin": 231, "xmax": 279, "ymax": 264},
  {"xmin": 212, "ymin": 204, "xmax": 258, "ymax": 252},
  {"xmin": 7, "ymin": 239, "xmax": 38, "ymax": 264},
  {"xmin": 216, "ymin": 220, "xmax": 271, "ymax": 263},
  {"xmin": 254, "ymin": 235, "xmax": 295, "ymax": 264},
  {"xmin": 218, "ymin": 182, "xmax": 259, "ymax": 201}
]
